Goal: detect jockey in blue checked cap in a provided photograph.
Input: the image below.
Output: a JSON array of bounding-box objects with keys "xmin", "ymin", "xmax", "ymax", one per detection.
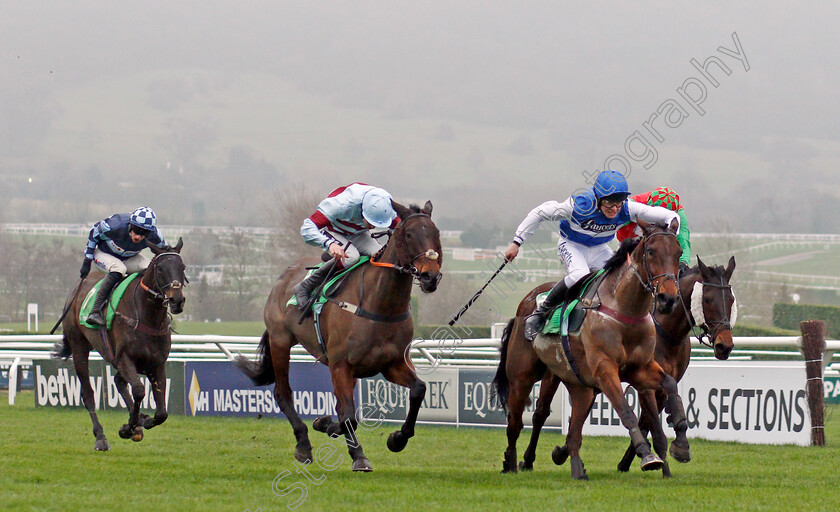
[
  {"xmin": 504, "ymin": 170, "xmax": 680, "ymax": 341},
  {"xmin": 293, "ymin": 183, "xmax": 399, "ymax": 307},
  {"xmin": 80, "ymin": 207, "xmax": 169, "ymax": 326}
]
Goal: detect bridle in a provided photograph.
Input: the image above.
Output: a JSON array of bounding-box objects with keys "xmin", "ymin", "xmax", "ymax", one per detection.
[
  {"xmin": 139, "ymin": 252, "xmax": 186, "ymax": 307},
  {"xmin": 628, "ymin": 231, "xmax": 679, "ymax": 296},
  {"xmin": 370, "ymin": 213, "xmax": 442, "ymax": 285},
  {"xmin": 683, "ymin": 276, "xmax": 734, "ymax": 348}
]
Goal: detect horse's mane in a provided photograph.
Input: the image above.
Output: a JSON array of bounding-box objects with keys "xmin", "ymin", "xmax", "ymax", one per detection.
[{"xmin": 602, "ymin": 237, "xmax": 642, "ymax": 276}]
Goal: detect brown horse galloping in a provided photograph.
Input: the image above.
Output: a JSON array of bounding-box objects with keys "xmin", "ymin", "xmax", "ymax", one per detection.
[
  {"xmin": 236, "ymin": 202, "xmax": 442, "ymax": 472},
  {"xmin": 496, "ymin": 220, "xmax": 685, "ymax": 480},
  {"xmin": 53, "ymin": 239, "xmax": 186, "ymax": 451},
  {"xmin": 495, "ymin": 254, "xmax": 737, "ymax": 477}
]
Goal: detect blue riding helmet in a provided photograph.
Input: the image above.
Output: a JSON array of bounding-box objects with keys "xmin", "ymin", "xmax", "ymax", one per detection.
[
  {"xmin": 361, "ymin": 188, "xmax": 397, "ymax": 228},
  {"xmin": 593, "ymin": 170, "xmax": 630, "ymax": 199},
  {"xmin": 129, "ymin": 207, "xmax": 157, "ymax": 232}
]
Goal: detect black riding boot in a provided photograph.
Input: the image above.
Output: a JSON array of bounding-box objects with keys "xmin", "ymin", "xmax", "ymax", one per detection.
[
  {"xmin": 86, "ymin": 272, "xmax": 122, "ymax": 327},
  {"xmin": 293, "ymin": 259, "xmax": 339, "ymax": 309},
  {"xmin": 524, "ymin": 280, "xmax": 569, "ymax": 341}
]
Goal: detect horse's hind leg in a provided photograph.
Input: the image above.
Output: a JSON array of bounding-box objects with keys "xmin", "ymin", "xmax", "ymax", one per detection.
[
  {"xmin": 521, "ymin": 373, "xmax": 560, "ymax": 471},
  {"xmin": 501, "ymin": 377, "xmax": 529, "ymax": 473},
  {"xmin": 553, "ymin": 385, "xmax": 594, "ymax": 480},
  {"xmin": 141, "ymin": 365, "xmax": 168, "ymax": 430},
  {"xmin": 271, "ymin": 331, "xmax": 313, "ymax": 464},
  {"xmin": 382, "ymin": 362, "xmax": 425, "ymax": 455},
  {"xmin": 661, "ymin": 374, "xmax": 690, "ymax": 463},
  {"xmin": 72, "ymin": 348, "xmax": 110, "ymax": 451}
]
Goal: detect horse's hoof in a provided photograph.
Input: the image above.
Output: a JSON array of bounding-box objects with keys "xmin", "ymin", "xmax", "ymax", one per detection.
[
  {"xmin": 570, "ymin": 457, "xmax": 588, "ymax": 480},
  {"xmin": 641, "ymin": 453, "xmax": 664, "ymax": 471},
  {"xmin": 386, "ymin": 431, "xmax": 408, "ymax": 453},
  {"xmin": 518, "ymin": 461, "xmax": 533, "ymax": 472},
  {"xmin": 551, "ymin": 445, "xmax": 569, "ymax": 466},
  {"xmin": 312, "ymin": 416, "xmax": 332, "ymax": 433},
  {"xmin": 131, "ymin": 427, "xmax": 144, "ymax": 442},
  {"xmin": 352, "ymin": 458, "xmax": 373, "ymax": 472},
  {"xmin": 94, "ymin": 438, "xmax": 111, "ymax": 451},
  {"xmin": 118, "ymin": 425, "xmax": 133, "ymax": 439},
  {"xmin": 662, "ymin": 461, "xmax": 672, "ymax": 478},
  {"xmin": 294, "ymin": 446, "xmax": 313, "ymax": 464},
  {"xmin": 669, "ymin": 442, "xmax": 691, "ymax": 463}
]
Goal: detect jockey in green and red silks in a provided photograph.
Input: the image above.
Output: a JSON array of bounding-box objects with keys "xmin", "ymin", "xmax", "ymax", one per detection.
[
  {"xmin": 617, "ymin": 187, "xmax": 691, "ymax": 269},
  {"xmin": 504, "ymin": 171, "xmax": 681, "ymax": 341},
  {"xmin": 80, "ymin": 207, "xmax": 169, "ymax": 326},
  {"xmin": 294, "ymin": 183, "xmax": 401, "ymax": 308}
]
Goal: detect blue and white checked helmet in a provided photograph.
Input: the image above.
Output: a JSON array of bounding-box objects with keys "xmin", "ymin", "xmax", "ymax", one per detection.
[
  {"xmin": 129, "ymin": 207, "xmax": 157, "ymax": 232},
  {"xmin": 361, "ymin": 188, "xmax": 397, "ymax": 228}
]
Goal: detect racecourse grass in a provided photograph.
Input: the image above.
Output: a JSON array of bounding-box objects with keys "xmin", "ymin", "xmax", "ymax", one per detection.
[{"xmin": 2, "ymin": 392, "xmax": 840, "ymax": 512}]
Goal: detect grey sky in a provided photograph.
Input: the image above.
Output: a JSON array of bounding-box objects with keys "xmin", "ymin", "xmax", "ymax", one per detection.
[{"xmin": 1, "ymin": 1, "xmax": 838, "ymax": 231}]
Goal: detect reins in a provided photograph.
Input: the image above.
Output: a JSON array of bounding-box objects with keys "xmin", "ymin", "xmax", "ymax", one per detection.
[{"xmin": 119, "ymin": 251, "xmax": 185, "ymax": 335}]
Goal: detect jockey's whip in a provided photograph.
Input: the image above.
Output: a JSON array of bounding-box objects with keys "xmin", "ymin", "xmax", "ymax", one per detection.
[
  {"xmin": 449, "ymin": 260, "xmax": 508, "ymax": 326},
  {"xmin": 49, "ymin": 277, "xmax": 86, "ymax": 334}
]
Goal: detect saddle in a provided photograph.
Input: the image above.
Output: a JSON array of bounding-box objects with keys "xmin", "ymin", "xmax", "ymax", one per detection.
[
  {"xmin": 79, "ymin": 274, "xmax": 141, "ymax": 329},
  {"xmin": 539, "ymin": 268, "xmax": 608, "ymax": 336},
  {"xmin": 285, "ymin": 256, "xmax": 370, "ymax": 313}
]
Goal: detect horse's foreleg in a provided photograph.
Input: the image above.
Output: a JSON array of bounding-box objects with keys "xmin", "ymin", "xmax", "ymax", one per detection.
[
  {"xmin": 328, "ymin": 363, "xmax": 370, "ymax": 472},
  {"xmin": 142, "ymin": 365, "xmax": 168, "ymax": 430},
  {"xmin": 661, "ymin": 373, "xmax": 690, "ymax": 463},
  {"xmin": 521, "ymin": 372, "xmax": 560, "ymax": 471},
  {"xmin": 115, "ymin": 359, "xmax": 145, "ymax": 442},
  {"xmin": 595, "ymin": 360, "xmax": 662, "ymax": 472},
  {"xmin": 72, "ymin": 348, "xmax": 110, "ymax": 451},
  {"xmin": 382, "ymin": 362, "xmax": 425, "ymax": 455},
  {"xmin": 553, "ymin": 384, "xmax": 594, "ymax": 480},
  {"xmin": 270, "ymin": 332, "xmax": 312, "ymax": 464},
  {"xmin": 637, "ymin": 388, "xmax": 671, "ymax": 477}
]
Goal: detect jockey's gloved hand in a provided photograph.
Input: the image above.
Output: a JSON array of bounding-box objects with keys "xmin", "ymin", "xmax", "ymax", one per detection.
[
  {"xmin": 80, "ymin": 259, "xmax": 92, "ymax": 278},
  {"xmin": 678, "ymin": 261, "xmax": 690, "ymax": 277}
]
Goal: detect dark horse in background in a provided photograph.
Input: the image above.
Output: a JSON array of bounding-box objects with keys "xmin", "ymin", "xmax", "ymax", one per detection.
[
  {"xmin": 236, "ymin": 202, "xmax": 442, "ymax": 472},
  {"xmin": 494, "ymin": 220, "xmax": 686, "ymax": 480},
  {"xmin": 53, "ymin": 239, "xmax": 186, "ymax": 451},
  {"xmin": 495, "ymin": 251, "xmax": 736, "ymax": 477}
]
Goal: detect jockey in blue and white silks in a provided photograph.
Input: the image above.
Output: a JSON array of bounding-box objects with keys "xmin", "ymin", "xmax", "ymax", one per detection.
[
  {"xmin": 504, "ymin": 171, "xmax": 680, "ymax": 340},
  {"xmin": 294, "ymin": 183, "xmax": 399, "ymax": 307},
  {"xmin": 80, "ymin": 207, "xmax": 168, "ymax": 326}
]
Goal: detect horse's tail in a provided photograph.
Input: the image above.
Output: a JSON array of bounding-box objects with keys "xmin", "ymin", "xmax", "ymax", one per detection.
[
  {"xmin": 51, "ymin": 335, "xmax": 72, "ymax": 360},
  {"xmin": 491, "ymin": 318, "xmax": 516, "ymax": 413},
  {"xmin": 234, "ymin": 330, "xmax": 276, "ymax": 386}
]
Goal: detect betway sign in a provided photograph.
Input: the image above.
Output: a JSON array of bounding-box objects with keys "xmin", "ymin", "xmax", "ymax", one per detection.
[
  {"xmin": 34, "ymin": 359, "xmax": 185, "ymax": 415},
  {"xmin": 568, "ymin": 362, "xmax": 811, "ymax": 446}
]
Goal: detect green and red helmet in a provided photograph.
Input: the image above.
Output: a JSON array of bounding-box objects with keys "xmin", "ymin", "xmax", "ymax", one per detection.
[{"xmin": 647, "ymin": 187, "xmax": 681, "ymax": 211}]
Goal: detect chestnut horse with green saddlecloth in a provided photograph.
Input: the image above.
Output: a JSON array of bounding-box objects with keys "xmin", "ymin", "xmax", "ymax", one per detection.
[
  {"xmin": 236, "ymin": 202, "xmax": 442, "ymax": 472},
  {"xmin": 496, "ymin": 220, "xmax": 687, "ymax": 480},
  {"xmin": 495, "ymin": 254, "xmax": 736, "ymax": 477},
  {"xmin": 53, "ymin": 239, "xmax": 186, "ymax": 451}
]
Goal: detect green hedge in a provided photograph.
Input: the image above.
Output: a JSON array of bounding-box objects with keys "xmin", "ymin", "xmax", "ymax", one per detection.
[
  {"xmin": 773, "ymin": 303, "xmax": 840, "ymax": 338},
  {"xmin": 731, "ymin": 323, "xmax": 798, "ymax": 337}
]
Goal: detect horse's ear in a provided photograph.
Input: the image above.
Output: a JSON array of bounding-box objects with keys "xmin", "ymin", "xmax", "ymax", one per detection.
[
  {"xmin": 391, "ymin": 200, "xmax": 411, "ymax": 223},
  {"xmin": 636, "ymin": 218, "xmax": 651, "ymax": 232},
  {"xmin": 422, "ymin": 200, "xmax": 433, "ymax": 217},
  {"xmin": 724, "ymin": 255, "xmax": 736, "ymax": 282},
  {"xmin": 174, "ymin": 237, "xmax": 184, "ymax": 253},
  {"xmin": 668, "ymin": 217, "xmax": 679, "ymax": 234},
  {"xmin": 147, "ymin": 240, "xmax": 164, "ymax": 255},
  {"xmin": 696, "ymin": 256, "xmax": 710, "ymax": 277}
]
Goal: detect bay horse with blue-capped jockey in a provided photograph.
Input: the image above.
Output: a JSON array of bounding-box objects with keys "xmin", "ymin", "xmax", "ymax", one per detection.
[{"xmin": 236, "ymin": 201, "xmax": 442, "ymax": 472}]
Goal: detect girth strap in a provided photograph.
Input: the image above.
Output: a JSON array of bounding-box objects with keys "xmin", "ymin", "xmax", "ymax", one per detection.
[
  {"xmin": 331, "ymin": 299, "xmax": 411, "ymax": 323},
  {"xmin": 597, "ymin": 304, "xmax": 650, "ymax": 325}
]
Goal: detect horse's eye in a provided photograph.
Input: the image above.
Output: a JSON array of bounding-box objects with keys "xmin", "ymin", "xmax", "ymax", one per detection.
[
  {"xmin": 704, "ymin": 298, "xmax": 712, "ymax": 304},
  {"xmin": 647, "ymin": 249, "xmax": 655, "ymax": 257},
  {"xmin": 406, "ymin": 232, "xmax": 413, "ymax": 240}
]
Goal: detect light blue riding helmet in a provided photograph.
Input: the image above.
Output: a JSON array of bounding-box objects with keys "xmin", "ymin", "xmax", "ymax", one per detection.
[
  {"xmin": 129, "ymin": 206, "xmax": 157, "ymax": 232},
  {"xmin": 361, "ymin": 188, "xmax": 398, "ymax": 228},
  {"xmin": 593, "ymin": 170, "xmax": 630, "ymax": 199}
]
